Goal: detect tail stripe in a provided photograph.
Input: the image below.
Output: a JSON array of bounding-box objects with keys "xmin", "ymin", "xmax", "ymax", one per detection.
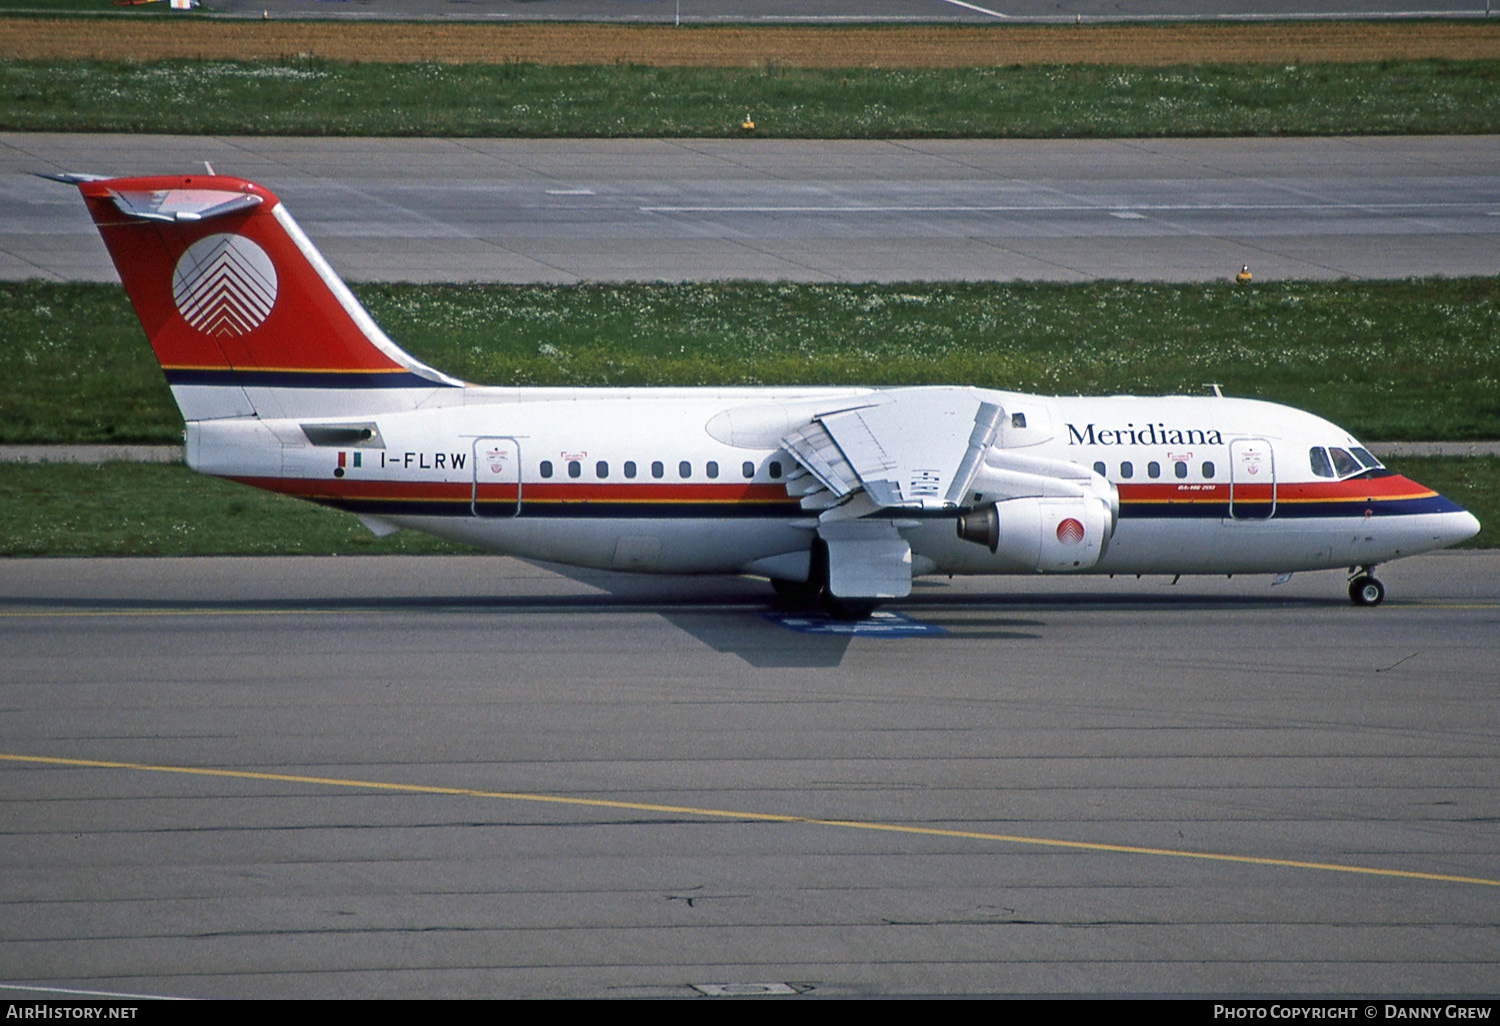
[{"xmin": 164, "ymin": 368, "xmax": 441, "ymax": 388}]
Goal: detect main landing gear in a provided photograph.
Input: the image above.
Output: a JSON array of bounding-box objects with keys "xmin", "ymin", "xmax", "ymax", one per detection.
[
  {"xmin": 1348, "ymin": 567, "xmax": 1385, "ymax": 607},
  {"xmin": 771, "ymin": 576, "xmax": 822, "ymax": 605},
  {"xmin": 769, "ymin": 542, "xmax": 881, "ymax": 621},
  {"xmin": 772, "ymin": 579, "xmax": 878, "ymax": 621}
]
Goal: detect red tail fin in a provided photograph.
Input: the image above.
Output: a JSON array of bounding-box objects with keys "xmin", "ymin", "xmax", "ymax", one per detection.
[{"xmin": 73, "ymin": 174, "xmax": 460, "ymax": 420}]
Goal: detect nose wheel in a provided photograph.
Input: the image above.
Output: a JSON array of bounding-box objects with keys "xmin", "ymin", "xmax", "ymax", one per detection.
[{"xmin": 1348, "ymin": 571, "xmax": 1385, "ymax": 607}]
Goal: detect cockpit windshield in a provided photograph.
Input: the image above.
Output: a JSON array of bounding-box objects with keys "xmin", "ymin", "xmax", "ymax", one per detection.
[
  {"xmin": 1309, "ymin": 445, "xmax": 1390, "ymax": 480},
  {"xmin": 1330, "ymin": 447, "xmax": 1362, "ymax": 477}
]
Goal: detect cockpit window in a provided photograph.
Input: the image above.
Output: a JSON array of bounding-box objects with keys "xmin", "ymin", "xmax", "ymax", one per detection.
[
  {"xmin": 1315, "ymin": 443, "xmax": 1392, "ymax": 481},
  {"xmin": 1309, "ymin": 447, "xmax": 1334, "ymax": 478},
  {"xmin": 1329, "ymin": 447, "xmax": 1362, "ymax": 477}
]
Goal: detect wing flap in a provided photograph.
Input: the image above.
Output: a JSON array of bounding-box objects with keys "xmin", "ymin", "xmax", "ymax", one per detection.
[{"xmin": 782, "ymin": 420, "xmax": 861, "ymax": 496}]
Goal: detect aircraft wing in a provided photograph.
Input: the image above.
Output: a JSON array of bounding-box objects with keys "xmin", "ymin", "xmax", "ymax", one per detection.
[
  {"xmin": 776, "ymin": 387, "xmax": 1118, "ymax": 599},
  {"xmin": 780, "ymin": 386, "xmax": 1004, "ymax": 519},
  {"xmin": 778, "ymin": 387, "xmax": 1005, "ymax": 599}
]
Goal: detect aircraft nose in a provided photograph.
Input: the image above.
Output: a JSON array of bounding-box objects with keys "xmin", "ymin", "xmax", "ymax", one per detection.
[{"xmin": 1447, "ymin": 509, "xmax": 1482, "ymax": 545}]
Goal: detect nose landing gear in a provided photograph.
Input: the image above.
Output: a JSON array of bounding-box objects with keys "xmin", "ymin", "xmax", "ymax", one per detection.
[{"xmin": 1348, "ymin": 568, "xmax": 1385, "ymax": 607}]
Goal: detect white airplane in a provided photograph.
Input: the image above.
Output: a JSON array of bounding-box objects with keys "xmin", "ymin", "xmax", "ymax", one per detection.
[{"xmin": 55, "ymin": 172, "xmax": 1480, "ymax": 617}]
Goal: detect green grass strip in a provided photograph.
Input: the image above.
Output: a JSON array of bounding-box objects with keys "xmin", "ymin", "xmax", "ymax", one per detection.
[
  {"xmin": 0, "ymin": 2, "xmax": 177, "ymax": 10},
  {"xmin": 0, "ymin": 462, "xmax": 474, "ymax": 557},
  {"xmin": 5, "ymin": 58, "xmax": 1500, "ymax": 137},
  {"xmin": 0, "ymin": 457, "xmax": 1491, "ymax": 556},
  {"xmin": 4, "ymin": 278, "xmax": 1498, "ymax": 445}
]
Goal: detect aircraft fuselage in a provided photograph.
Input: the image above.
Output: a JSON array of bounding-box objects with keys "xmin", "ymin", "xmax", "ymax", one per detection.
[{"xmin": 188, "ymin": 386, "xmax": 1478, "ymax": 582}]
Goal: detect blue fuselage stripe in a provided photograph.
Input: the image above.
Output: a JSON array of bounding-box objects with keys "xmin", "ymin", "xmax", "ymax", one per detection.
[
  {"xmin": 313, "ymin": 495, "xmax": 1463, "ymax": 521},
  {"xmin": 1117, "ymin": 495, "xmax": 1463, "ymax": 519},
  {"xmin": 167, "ymin": 369, "xmax": 452, "ymax": 388}
]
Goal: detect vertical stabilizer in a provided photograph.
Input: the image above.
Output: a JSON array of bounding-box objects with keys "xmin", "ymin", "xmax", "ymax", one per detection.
[{"xmin": 70, "ymin": 173, "xmax": 462, "ymax": 421}]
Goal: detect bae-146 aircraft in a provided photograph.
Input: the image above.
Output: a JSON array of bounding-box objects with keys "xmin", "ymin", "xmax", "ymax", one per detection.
[{"xmin": 55, "ymin": 172, "xmax": 1480, "ymax": 618}]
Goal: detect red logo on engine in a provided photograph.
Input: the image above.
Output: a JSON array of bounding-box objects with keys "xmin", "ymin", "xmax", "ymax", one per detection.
[{"xmin": 1056, "ymin": 518, "xmax": 1085, "ymax": 544}]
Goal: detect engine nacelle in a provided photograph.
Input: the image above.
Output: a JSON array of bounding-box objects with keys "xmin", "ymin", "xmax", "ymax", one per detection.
[{"xmin": 955, "ymin": 494, "xmax": 1115, "ymax": 571}]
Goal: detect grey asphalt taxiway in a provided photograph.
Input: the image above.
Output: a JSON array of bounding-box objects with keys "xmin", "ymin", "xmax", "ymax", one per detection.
[
  {"xmin": 5, "ymin": 125, "xmax": 1500, "ymax": 997},
  {"xmin": 7, "ymin": 133, "xmax": 1500, "ymax": 284},
  {"xmin": 2, "ymin": 553, "xmax": 1498, "ymax": 998}
]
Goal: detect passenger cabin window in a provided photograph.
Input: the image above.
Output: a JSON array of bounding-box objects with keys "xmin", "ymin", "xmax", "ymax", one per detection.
[
  {"xmin": 769, "ymin": 461, "xmax": 783, "ymax": 479},
  {"xmin": 1148, "ymin": 461, "xmax": 1161, "ymax": 479},
  {"xmin": 1309, "ymin": 447, "xmax": 1334, "ymax": 478},
  {"xmin": 1093, "ymin": 461, "xmax": 1106, "ymax": 476},
  {"xmin": 624, "ymin": 461, "xmax": 637, "ymax": 479},
  {"xmin": 706, "ymin": 461, "xmax": 719, "ymax": 479},
  {"xmin": 596, "ymin": 461, "xmax": 608, "ymax": 478},
  {"xmin": 568, "ymin": 460, "xmax": 581, "ymax": 479},
  {"xmin": 1174, "ymin": 460, "xmax": 1187, "ymax": 479},
  {"xmin": 540, "ymin": 460, "xmax": 553, "ymax": 478},
  {"xmin": 742, "ymin": 461, "xmax": 755, "ymax": 479},
  {"xmin": 679, "ymin": 460, "xmax": 692, "ymax": 479},
  {"xmin": 1202, "ymin": 461, "xmax": 1215, "ymax": 479},
  {"xmin": 1120, "ymin": 461, "xmax": 1134, "ymax": 479},
  {"xmin": 651, "ymin": 461, "xmax": 664, "ymax": 479}
]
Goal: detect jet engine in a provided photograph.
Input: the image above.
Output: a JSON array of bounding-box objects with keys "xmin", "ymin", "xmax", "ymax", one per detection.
[
  {"xmin": 954, "ymin": 452, "xmax": 1118, "ymax": 571},
  {"xmin": 955, "ymin": 494, "xmax": 1115, "ymax": 571}
]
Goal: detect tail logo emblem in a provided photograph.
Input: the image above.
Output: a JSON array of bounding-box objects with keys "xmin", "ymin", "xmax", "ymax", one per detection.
[{"xmin": 172, "ymin": 233, "xmax": 278, "ymax": 337}]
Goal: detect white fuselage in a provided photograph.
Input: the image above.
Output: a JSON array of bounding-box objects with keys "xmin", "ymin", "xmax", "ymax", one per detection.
[{"xmin": 186, "ymin": 386, "xmax": 1480, "ymax": 582}]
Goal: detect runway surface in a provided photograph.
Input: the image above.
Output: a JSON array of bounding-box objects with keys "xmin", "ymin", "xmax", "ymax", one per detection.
[
  {"xmin": 207, "ymin": 0, "xmax": 1497, "ymax": 23},
  {"xmin": 7, "ymin": 134, "xmax": 1500, "ymax": 284},
  {"xmin": 2, "ymin": 552, "xmax": 1498, "ymax": 998}
]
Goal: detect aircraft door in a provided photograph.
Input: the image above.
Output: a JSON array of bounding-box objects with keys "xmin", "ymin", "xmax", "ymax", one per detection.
[
  {"xmin": 1229, "ymin": 437, "xmax": 1275, "ymax": 520},
  {"xmin": 473, "ymin": 437, "xmax": 521, "ymax": 517}
]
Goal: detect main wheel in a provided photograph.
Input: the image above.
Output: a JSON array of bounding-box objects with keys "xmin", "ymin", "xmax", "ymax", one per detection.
[
  {"xmin": 771, "ymin": 577, "xmax": 822, "ymax": 606},
  {"xmin": 1348, "ymin": 575, "xmax": 1385, "ymax": 607},
  {"xmin": 822, "ymin": 593, "xmax": 879, "ymax": 621}
]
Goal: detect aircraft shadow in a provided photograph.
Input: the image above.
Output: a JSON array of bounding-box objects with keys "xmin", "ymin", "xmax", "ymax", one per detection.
[{"xmin": 1, "ymin": 573, "xmax": 1346, "ymax": 669}]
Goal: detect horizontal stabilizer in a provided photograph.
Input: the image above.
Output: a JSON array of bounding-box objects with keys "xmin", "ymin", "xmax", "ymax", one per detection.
[
  {"xmin": 107, "ymin": 188, "xmax": 264, "ymax": 223},
  {"xmin": 34, "ymin": 172, "xmax": 109, "ymax": 184}
]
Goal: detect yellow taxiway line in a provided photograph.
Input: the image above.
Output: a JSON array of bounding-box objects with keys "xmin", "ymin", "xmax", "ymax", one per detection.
[{"xmin": 3, "ymin": 752, "xmax": 1497, "ymax": 888}]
